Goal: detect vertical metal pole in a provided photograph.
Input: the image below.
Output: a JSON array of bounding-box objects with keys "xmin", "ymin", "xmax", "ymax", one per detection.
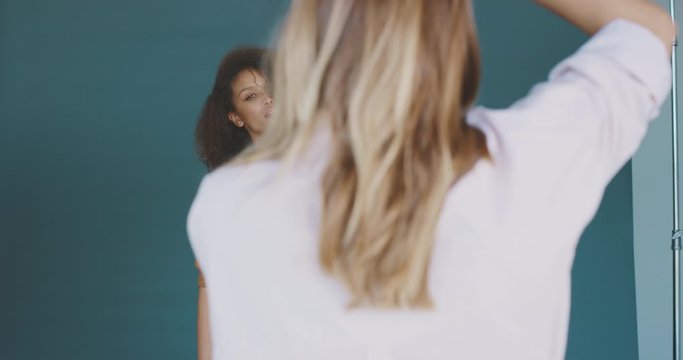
[{"xmin": 671, "ymin": 1, "xmax": 681, "ymax": 359}]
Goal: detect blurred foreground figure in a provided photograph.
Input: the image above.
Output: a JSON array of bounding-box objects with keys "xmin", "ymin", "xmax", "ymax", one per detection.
[{"xmin": 188, "ymin": 1, "xmax": 675, "ymax": 359}]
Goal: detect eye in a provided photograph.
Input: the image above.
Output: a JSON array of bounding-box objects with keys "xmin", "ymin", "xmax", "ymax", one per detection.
[{"xmin": 245, "ymin": 93, "xmax": 257, "ymax": 101}]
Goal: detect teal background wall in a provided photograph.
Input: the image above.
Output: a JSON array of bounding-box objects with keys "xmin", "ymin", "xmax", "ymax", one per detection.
[{"xmin": 0, "ymin": 1, "xmax": 639, "ymax": 359}]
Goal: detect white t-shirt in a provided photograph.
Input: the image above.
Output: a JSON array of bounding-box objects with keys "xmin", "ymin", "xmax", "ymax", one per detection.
[{"xmin": 188, "ymin": 20, "xmax": 671, "ymax": 360}]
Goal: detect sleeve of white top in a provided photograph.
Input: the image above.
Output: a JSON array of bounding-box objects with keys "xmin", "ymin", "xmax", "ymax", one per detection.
[
  {"xmin": 509, "ymin": 18, "xmax": 671, "ymax": 180},
  {"xmin": 187, "ymin": 176, "xmax": 211, "ymax": 274}
]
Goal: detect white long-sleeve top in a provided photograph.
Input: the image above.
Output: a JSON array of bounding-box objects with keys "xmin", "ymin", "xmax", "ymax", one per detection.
[{"xmin": 188, "ymin": 20, "xmax": 671, "ymax": 360}]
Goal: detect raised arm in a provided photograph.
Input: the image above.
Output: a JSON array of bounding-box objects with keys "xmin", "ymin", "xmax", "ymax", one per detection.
[{"xmin": 535, "ymin": 0, "xmax": 675, "ymax": 53}]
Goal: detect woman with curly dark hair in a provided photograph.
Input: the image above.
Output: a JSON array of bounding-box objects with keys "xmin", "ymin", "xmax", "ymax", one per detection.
[
  {"xmin": 194, "ymin": 46, "xmax": 272, "ymax": 360},
  {"xmin": 195, "ymin": 46, "xmax": 273, "ymax": 170}
]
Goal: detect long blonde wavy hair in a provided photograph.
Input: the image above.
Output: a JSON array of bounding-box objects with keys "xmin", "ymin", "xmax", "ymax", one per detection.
[{"xmin": 238, "ymin": 0, "xmax": 488, "ymax": 308}]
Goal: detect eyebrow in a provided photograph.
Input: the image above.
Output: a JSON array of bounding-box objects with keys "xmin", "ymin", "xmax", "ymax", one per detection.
[{"xmin": 239, "ymin": 86, "xmax": 257, "ymax": 96}]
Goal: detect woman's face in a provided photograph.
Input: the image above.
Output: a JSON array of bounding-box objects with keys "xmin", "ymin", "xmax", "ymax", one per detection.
[{"xmin": 228, "ymin": 69, "xmax": 272, "ymax": 139}]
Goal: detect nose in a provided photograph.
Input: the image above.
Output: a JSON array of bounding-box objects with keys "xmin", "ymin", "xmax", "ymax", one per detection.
[{"xmin": 264, "ymin": 95, "xmax": 273, "ymax": 106}]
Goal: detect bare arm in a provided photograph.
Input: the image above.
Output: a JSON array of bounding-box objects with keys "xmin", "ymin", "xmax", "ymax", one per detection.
[
  {"xmin": 196, "ymin": 262, "xmax": 212, "ymax": 360},
  {"xmin": 535, "ymin": 0, "xmax": 675, "ymax": 54}
]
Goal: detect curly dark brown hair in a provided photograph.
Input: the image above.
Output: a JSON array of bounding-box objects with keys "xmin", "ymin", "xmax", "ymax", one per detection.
[{"xmin": 195, "ymin": 47, "xmax": 270, "ymax": 170}]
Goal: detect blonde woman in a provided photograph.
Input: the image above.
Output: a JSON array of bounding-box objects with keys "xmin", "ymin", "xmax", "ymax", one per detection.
[{"xmin": 188, "ymin": 0, "xmax": 675, "ymax": 359}]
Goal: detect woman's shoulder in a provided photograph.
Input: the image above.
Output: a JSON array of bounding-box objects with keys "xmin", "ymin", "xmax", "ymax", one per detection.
[
  {"xmin": 200, "ymin": 159, "xmax": 283, "ymax": 197},
  {"xmin": 209, "ymin": 159, "xmax": 280, "ymax": 180},
  {"xmin": 189, "ymin": 159, "xmax": 284, "ymax": 234}
]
